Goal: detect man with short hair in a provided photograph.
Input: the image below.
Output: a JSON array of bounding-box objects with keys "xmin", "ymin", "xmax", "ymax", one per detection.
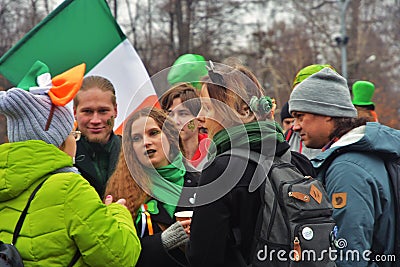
[
  {"xmin": 289, "ymin": 67, "xmax": 400, "ymax": 266},
  {"xmin": 73, "ymin": 76, "xmax": 121, "ymax": 198},
  {"xmin": 279, "ymin": 101, "xmax": 294, "ymax": 133}
]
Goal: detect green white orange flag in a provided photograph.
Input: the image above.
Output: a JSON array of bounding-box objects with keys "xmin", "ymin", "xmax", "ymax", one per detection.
[{"xmin": 0, "ymin": 0, "xmax": 157, "ymax": 134}]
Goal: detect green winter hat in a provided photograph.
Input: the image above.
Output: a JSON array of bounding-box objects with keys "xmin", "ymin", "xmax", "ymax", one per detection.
[
  {"xmin": 292, "ymin": 64, "xmax": 336, "ymax": 89},
  {"xmin": 167, "ymin": 54, "xmax": 207, "ymax": 90},
  {"xmin": 352, "ymin": 81, "xmax": 375, "ymax": 106}
]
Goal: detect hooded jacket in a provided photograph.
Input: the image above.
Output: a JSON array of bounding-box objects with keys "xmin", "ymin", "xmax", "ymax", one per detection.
[
  {"xmin": 0, "ymin": 140, "xmax": 141, "ymax": 266},
  {"xmin": 285, "ymin": 127, "xmax": 321, "ymax": 159},
  {"xmin": 312, "ymin": 122, "xmax": 400, "ymax": 267}
]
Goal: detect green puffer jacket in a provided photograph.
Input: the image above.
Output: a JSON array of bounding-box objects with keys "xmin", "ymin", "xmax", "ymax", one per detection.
[{"xmin": 0, "ymin": 140, "xmax": 141, "ymax": 266}]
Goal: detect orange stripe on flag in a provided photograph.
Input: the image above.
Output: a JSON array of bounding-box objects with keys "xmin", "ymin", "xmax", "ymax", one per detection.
[{"xmin": 114, "ymin": 95, "xmax": 160, "ymax": 135}]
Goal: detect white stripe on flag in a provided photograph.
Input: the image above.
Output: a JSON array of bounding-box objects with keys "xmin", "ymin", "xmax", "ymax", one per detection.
[{"xmin": 86, "ymin": 39, "xmax": 157, "ymax": 131}]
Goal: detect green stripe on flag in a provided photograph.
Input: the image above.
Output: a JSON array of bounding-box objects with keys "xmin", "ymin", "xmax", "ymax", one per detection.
[{"xmin": 0, "ymin": 0, "xmax": 126, "ymax": 85}]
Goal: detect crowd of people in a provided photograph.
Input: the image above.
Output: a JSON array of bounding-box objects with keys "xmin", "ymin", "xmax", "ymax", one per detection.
[{"xmin": 0, "ymin": 54, "xmax": 399, "ymax": 267}]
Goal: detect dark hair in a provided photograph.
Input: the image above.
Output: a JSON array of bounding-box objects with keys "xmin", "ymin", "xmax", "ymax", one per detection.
[
  {"xmin": 159, "ymin": 83, "xmax": 201, "ymax": 116},
  {"xmin": 329, "ymin": 117, "xmax": 368, "ymax": 140},
  {"xmin": 355, "ymin": 106, "xmax": 377, "ymax": 122}
]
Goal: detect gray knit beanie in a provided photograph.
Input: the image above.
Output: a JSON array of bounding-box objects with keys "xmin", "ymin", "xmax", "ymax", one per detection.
[
  {"xmin": 289, "ymin": 67, "xmax": 357, "ymax": 118},
  {"xmin": 0, "ymin": 88, "xmax": 74, "ymax": 147}
]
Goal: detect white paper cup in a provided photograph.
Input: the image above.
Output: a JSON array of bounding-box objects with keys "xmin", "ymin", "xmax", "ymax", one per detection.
[{"xmin": 174, "ymin": 210, "xmax": 193, "ymax": 222}]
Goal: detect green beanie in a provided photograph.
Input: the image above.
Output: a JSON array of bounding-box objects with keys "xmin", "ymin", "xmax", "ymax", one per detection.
[
  {"xmin": 292, "ymin": 64, "xmax": 336, "ymax": 89},
  {"xmin": 352, "ymin": 81, "xmax": 375, "ymax": 106},
  {"xmin": 167, "ymin": 54, "xmax": 207, "ymax": 90}
]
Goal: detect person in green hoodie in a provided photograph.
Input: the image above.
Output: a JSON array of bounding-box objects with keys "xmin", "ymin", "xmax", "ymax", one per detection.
[{"xmin": 0, "ymin": 61, "xmax": 141, "ymax": 266}]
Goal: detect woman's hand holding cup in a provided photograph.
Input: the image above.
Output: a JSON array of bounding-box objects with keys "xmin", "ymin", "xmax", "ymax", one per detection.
[{"xmin": 175, "ymin": 211, "xmax": 193, "ymax": 235}]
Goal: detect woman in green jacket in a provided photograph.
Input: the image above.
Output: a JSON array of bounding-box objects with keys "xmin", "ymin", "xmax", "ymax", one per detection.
[{"xmin": 0, "ymin": 61, "xmax": 141, "ymax": 266}]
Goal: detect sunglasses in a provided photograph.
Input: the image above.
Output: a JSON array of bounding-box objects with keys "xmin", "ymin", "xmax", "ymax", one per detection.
[
  {"xmin": 206, "ymin": 61, "xmax": 227, "ymax": 88},
  {"xmin": 71, "ymin": 130, "xmax": 81, "ymax": 141}
]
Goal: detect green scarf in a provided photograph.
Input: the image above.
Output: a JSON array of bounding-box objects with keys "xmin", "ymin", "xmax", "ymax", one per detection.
[
  {"xmin": 209, "ymin": 120, "xmax": 285, "ymax": 158},
  {"xmin": 144, "ymin": 152, "xmax": 186, "ymax": 218}
]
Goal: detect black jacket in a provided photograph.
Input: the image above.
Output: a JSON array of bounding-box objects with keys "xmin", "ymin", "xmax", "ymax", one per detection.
[
  {"xmin": 186, "ymin": 141, "xmax": 315, "ymax": 267},
  {"xmin": 74, "ymin": 132, "xmax": 121, "ymax": 197},
  {"xmin": 136, "ymin": 169, "xmax": 199, "ymax": 267}
]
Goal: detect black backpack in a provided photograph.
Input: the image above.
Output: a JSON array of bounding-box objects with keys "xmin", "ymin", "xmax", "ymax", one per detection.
[
  {"xmin": 0, "ymin": 179, "xmax": 80, "ymax": 267},
  {"xmin": 223, "ymin": 148, "xmax": 336, "ymax": 266},
  {"xmin": 385, "ymin": 156, "xmax": 400, "ymax": 267}
]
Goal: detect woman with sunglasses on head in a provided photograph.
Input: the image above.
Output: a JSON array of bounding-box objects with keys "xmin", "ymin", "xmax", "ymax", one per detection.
[
  {"xmin": 105, "ymin": 107, "xmax": 199, "ymax": 266},
  {"xmin": 186, "ymin": 62, "xmax": 294, "ymax": 266}
]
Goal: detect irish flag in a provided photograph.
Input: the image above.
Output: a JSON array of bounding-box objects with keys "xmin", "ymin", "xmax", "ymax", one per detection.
[{"xmin": 0, "ymin": 0, "xmax": 157, "ymax": 134}]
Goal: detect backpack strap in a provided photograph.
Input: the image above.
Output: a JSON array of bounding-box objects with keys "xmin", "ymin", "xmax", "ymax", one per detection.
[
  {"xmin": 12, "ymin": 173, "xmax": 81, "ymax": 266},
  {"xmin": 67, "ymin": 250, "xmax": 81, "ymax": 267},
  {"xmin": 384, "ymin": 156, "xmax": 400, "ymax": 266},
  {"xmin": 280, "ymin": 149, "xmax": 292, "ymax": 163},
  {"xmin": 220, "ymin": 148, "xmax": 275, "ymax": 192},
  {"xmin": 12, "ymin": 179, "xmax": 47, "ymax": 245},
  {"xmin": 220, "ymin": 148, "xmax": 298, "ymax": 191}
]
